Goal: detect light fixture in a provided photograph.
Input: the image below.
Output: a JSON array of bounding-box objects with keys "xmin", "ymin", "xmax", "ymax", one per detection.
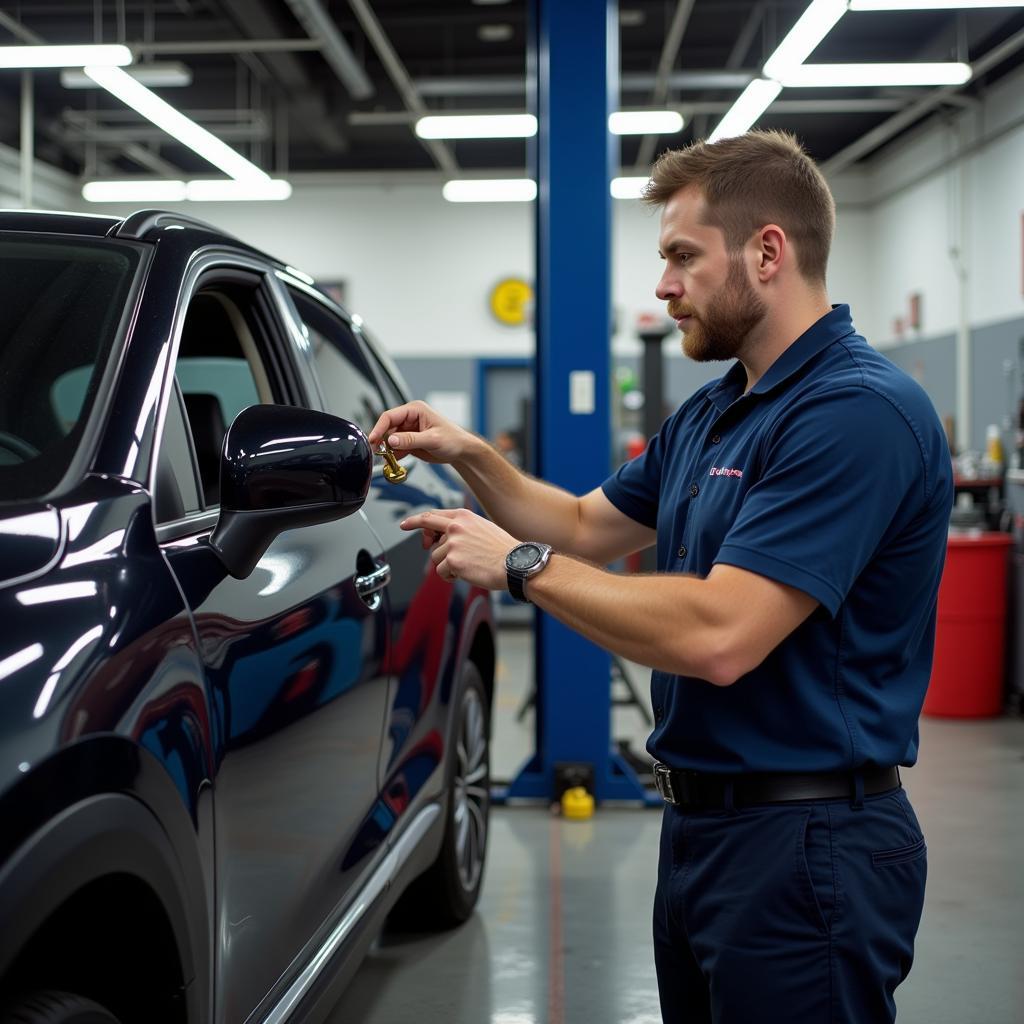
[
  {"xmin": 61, "ymin": 62, "xmax": 192, "ymax": 89},
  {"xmin": 82, "ymin": 180, "xmax": 187, "ymax": 203},
  {"xmin": 478, "ymin": 24, "xmax": 514, "ymax": 42},
  {"xmin": 609, "ymin": 110, "xmax": 684, "ymax": 135},
  {"xmin": 0, "ymin": 44, "xmax": 131, "ymax": 69},
  {"xmin": 709, "ymin": 79, "xmax": 783, "ymax": 142},
  {"xmin": 850, "ymin": 0, "xmax": 1024, "ymax": 9},
  {"xmin": 763, "ymin": 0, "xmax": 847, "ymax": 80},
  {"xmin": 416, "ymin": 114, "xmax": 537, "ymax": 139},
  {"xmin": 84, "ymin": 65, "xmax": 269, "ymax": 182},
  {"xmin": 778, "ymin": 61, "xmax": 972, "ymax": 86},
  {"xmin": 611, "ymin": 176, "xmax": 650, "ymax": 199},
  {"xmin": 82, "ymin": 179, "xmax": 292, "ymax": 202},
  {"xmin": 186, "ymin": 179, "xmax": 292, "ymax": 201},
  {"xmin": 442, "ymin": 179, "xmax": 537, "ymax": 203}
]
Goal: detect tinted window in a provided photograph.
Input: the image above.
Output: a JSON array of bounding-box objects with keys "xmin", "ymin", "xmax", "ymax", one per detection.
[
  {"xmin": 0, "ymin": 236, "xmax": 140, "ymax": 501},
  {"xmin": 288, "ymin": 290, "xmax": 385, "ymax": 433},
  {"xmin": 174, "ymin": 290, "xmax": 274, "ymax": 507}
]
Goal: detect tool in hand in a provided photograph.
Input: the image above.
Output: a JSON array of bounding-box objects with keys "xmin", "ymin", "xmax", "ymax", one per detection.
[{"xmin": 377, "ymin": 439, "xmax": 408, "ymax": 483}]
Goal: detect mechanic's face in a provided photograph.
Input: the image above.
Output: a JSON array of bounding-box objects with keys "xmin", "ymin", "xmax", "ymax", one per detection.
[{"xmin": 655, "ymin": 186, "xmax": 768, "ymax": 362}]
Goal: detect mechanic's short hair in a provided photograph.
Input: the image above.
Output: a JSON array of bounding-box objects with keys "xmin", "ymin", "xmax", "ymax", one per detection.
[{"xmin": 643, "ymin": 130, "xmax": 835, "ymax": 285}]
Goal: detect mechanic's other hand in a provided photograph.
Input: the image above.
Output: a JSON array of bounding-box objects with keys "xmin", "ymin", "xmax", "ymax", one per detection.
[
  {"xmin": 401, "ymin": 508, "xmax": 518, "ymax": 591},
  {"xmin": 368, "ymin": 400, "xmax": 474, "ymax": 466}
]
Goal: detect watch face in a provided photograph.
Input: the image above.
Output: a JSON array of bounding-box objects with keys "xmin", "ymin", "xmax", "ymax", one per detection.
[{"xmin": 509, "ymin": 543, "xmax": 541, "ymax": 570}]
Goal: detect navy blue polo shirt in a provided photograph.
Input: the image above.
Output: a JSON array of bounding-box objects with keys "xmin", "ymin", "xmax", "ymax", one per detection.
[{"xmin": 602, "ymin": 305, "xmax": 954, "ymax": 774}]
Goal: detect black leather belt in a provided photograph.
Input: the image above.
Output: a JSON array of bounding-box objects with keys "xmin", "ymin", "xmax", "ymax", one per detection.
[{"xmin": 653, "ymin": 763, "xmax": 901, "ymax": 808}]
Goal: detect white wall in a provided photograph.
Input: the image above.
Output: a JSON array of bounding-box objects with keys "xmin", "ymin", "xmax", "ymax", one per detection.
[{"xmin": 854, "ymin": 62, "xmax": 1024, "ymax": 347}]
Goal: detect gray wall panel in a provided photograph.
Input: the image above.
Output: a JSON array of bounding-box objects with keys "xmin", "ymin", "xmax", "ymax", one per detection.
[
  {"xmin": 882, "ymin": 334, "xmax": 957, "ymax": 431},
  {"xmin": 970, "ymin": 317, "xmax": 1024, "ymax": 453}
]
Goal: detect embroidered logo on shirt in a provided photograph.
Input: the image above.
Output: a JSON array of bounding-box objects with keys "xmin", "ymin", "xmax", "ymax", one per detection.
[{"xmin": 709, "ymin": 466, "xmax": 743, "ymax": 478}]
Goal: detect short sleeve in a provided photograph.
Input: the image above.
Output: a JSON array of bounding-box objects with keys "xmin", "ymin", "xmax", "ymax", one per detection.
[
  {"xmin": 600, "ymin": 419, "xmax": 671, "ymax": 529},
  {"xmin": 715, "ymin": 388, "xmax": 926, "ymax": 615}
]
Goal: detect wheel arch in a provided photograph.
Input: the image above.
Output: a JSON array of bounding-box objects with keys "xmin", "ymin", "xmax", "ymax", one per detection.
[{"xmin": 0, "ymin": 740, "xmax": 211, "ymax": 1024}]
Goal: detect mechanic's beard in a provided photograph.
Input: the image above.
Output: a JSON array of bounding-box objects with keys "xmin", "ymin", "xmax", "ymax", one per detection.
[{"xmin": 673, "ymin": 257, "xmax": 768, "ymax": 363}]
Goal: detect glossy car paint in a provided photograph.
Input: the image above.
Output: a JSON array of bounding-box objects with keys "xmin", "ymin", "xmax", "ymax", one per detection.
[{"xmin": 0, "ymin": 210, "xmax": 494, "ymax": 1024}]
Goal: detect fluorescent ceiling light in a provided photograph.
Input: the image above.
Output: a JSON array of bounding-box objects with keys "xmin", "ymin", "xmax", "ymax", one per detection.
[
  {"xmin": 186, "ymin": 179, "xmax": 292, "ymax": 201},
  {"xmin": 84, "ymin": 65, "xmax": 269, "ymax": 182},
  {"xmin": 611, "ymin": 177, "xmax": 650, "ymax": 199},
  {"xmin": 709, "ymin": 79, "xmax": 783, "ymax": 142},
  {"xmin": 442, "ymin": 179, "xmax": 537, "ymax": 202},
  {"xmin": 62, "ymin": 62, "xmax": 192, "ymax": 89},
  {"xmin": 609, "ymin": 110, "xmax": 684, "ymax": 135},
  {"xmin": 82, "ymin": 179, "xmax": 292, "ymax": 202},
  {"xmin": 416, "ymin": 114, "xmax": 537, "ymax": 138},
  {"xmin": 0, "ymin": 44, "xmax": 131, "ymax": 69},
  {"xmin": 82, "ymin": 180, "xmax": 187, "ymax": 203},
  {"xmin": 763, "ymin": 0, "xmax": 847, "ymax": 80},
  {"xmin": 778, "ymin": 61, "xmax": 972, "ymax": 86},
  {"xmin": 850, "ymin": 1, "xmax": 1024, "ymax": 8}
]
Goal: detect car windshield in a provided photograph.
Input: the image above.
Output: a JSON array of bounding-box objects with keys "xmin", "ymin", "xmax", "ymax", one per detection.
[{"xmin": 0, "ymin": 234, "xmax": 141, "ymax": 503}]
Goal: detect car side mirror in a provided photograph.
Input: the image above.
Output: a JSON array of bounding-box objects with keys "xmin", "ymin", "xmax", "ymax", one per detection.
[{"xmin": 209, "ymin": 404, "xmax": 372, "ymax": 579}]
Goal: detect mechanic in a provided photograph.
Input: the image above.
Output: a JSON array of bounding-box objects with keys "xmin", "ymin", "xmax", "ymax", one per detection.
[{"xmin": 368, "ymin": 130, "xmax": 954, "ymax": 1023}]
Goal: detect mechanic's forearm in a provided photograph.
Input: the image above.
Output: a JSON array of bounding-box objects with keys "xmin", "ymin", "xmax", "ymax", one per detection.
[
  {"xmin": 453, "ymin": 436, "xmax": 585, "ymax": 553},
  {"xmin": 525, "ymin": 555, "xmax": 736, "ymax": 685}
]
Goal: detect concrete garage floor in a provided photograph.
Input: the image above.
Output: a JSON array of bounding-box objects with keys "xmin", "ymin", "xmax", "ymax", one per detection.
[{"xmin": 334, "ymin": 626, "xmax": 1024, "ymax": 1024}]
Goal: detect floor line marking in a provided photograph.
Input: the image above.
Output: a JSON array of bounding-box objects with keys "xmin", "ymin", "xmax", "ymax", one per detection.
[{"xmin": 548, "ymin": 814, "xmax": 565, "ymax": 1024}]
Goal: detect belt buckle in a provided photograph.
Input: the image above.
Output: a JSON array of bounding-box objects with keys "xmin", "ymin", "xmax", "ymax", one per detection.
[{"xmin": 654, "ymin": 763, "xmax": 678, "ymax": 805}]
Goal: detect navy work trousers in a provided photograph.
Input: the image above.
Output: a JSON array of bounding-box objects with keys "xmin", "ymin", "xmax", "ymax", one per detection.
[{"xmin": 654, "ymin": 787, "xmax": 927, "ymax": 1023}]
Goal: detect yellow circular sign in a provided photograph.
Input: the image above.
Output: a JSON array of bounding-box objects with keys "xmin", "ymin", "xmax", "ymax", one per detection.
[{"xmin": 489, "ymin": 278, "xmax": 533, "ymax": 326}]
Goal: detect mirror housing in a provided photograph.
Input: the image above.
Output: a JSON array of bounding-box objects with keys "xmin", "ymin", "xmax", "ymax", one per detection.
[{"xmin": 209, "ymin": 404, "xmax": 371, "ymax": 579}]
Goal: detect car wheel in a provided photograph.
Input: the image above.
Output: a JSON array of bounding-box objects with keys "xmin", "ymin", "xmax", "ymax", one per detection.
[
  {"xmin": 391, "ymin": 660, "xmax": 491, "ymax": 929},
  {"xmin": 1, "ymin": 992, "xmax": 121, "ymax": 1024}
]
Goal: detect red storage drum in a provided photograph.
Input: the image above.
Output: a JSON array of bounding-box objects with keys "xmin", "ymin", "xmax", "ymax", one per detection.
[{"xmin": 924, "ymin": 531, "xmax": 1013, "ymax": 717}]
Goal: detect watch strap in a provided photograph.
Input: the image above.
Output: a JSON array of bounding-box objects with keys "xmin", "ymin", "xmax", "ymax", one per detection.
[{"xmin": 507, "ymin": 571, "xmax": 528, "ymax": 603}]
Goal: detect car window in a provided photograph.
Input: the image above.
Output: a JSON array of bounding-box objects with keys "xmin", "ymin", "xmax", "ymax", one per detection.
[
  {"xmin": 167, "ymin": 287, "xmax": 277, "ymax": 512},
  {"xmin": 287, "ymin": 290, "xmax": 386, "ymax": 433},
  {"xmin": 0, "ymin": 235, "xmax": 141, "ymax": 502}
]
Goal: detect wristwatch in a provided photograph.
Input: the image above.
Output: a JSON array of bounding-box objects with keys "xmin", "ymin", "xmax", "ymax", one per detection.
[{"xmin": 505, "ymin": 542, "xmax": 553, "ymax": 603}]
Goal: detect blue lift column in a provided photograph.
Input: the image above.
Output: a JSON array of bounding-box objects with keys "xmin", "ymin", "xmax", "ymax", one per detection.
[{"xmin": 504, "ymin": 0, "xmax": 651, "ymax": 804}]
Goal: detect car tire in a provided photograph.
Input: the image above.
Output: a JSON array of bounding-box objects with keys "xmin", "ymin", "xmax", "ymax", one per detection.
[
  {"xmin": 391, "ymin": 660, "xmax": 491, "ymax": 930},
  {"xmin": 1, "ymin": 992, "xmax": 122, "ymax": 1024}
]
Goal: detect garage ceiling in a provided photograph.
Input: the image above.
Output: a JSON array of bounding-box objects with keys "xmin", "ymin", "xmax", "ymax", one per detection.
[{"xmin": 2, "ymin": 0, "xmax": 1024, "ymax": 185}]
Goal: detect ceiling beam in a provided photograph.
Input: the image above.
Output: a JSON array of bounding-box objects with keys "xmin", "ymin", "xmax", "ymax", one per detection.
[{"xmin": 411, "ymin": 70, "xmax": 756, "ymax": 98}]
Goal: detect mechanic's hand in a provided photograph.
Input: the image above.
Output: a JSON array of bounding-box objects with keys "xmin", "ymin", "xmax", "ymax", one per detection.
[
  {"xmin": 401, "ymin": 508, "xmax": 518, "ymax": 591},
  {"xmin": 368, "ymin": 400, "xmax": 474, "ymax": 465}
]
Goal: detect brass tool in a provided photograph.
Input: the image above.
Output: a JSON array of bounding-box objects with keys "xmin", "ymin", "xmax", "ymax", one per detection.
[{"xmin": 377, "ymin": 439, "xmax": 408, "ymax": 484}]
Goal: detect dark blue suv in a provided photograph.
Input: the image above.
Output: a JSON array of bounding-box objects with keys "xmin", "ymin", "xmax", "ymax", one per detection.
[{"xmin": 0, "ymin": 211, "xmax": 495, "ymax": 1024}]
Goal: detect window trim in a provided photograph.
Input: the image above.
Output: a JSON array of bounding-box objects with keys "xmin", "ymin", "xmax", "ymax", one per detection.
[{"xmin": 149, "ymin": 251, "xmax": 317, "ymax": 544}]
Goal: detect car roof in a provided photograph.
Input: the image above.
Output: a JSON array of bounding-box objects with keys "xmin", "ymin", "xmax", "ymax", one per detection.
[{"xmin": 0, "ymin": 208, "xmax": 282, "ymax": 267}]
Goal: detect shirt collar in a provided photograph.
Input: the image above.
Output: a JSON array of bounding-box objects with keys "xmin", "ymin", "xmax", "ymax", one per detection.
[{"xmin": 706, "ymin": 304, "xmax": 856, "ymax": 411}]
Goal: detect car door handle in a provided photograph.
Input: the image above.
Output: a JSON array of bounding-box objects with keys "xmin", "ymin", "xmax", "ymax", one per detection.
[{"xmin": 355, "ymin": 563, "xmax": 391, "ymax": 609}]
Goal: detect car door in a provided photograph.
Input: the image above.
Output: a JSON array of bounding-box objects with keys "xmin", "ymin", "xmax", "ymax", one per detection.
[
  {"xmin": 281, "ymin": 284, "xmax": 467, "ymax": 835},
  {"xmin": 152, "ymin": 257, "xmax": 392, "ymax": 1024}
]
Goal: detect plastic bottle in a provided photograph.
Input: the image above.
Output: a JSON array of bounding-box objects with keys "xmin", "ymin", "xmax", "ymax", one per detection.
[{"xmin": 985, "ymin": 424, "xmax": 1005, "ymax": 476}]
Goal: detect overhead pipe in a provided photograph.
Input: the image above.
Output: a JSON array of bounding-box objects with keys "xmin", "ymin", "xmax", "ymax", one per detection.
[
  {"xmin": 282, "ymin": 0, "xmax": 374, "ymax": 100},
  {"xmin": 635, "ymin": 0, "xmax": 697, "ymax": 169},
  {"xmin": 346, "ymin": 0, "xmax": 458, "ymax": 174}
]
